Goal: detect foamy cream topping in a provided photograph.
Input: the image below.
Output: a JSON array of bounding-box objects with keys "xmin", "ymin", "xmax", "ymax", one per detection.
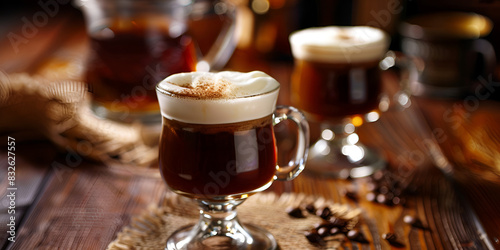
[
  {"xmin": 289, "ymin": 26, "xmax": 390, "ymax": 63},
  {"xmin": 156, "ymin": 71, "xmax": 280, "ymax": 124}
]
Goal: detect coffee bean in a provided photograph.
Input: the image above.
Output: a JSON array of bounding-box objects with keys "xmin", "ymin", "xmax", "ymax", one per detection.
[
  {"xmin": 305, "ymin": 204, "xmax": 316, "ymax": 214},
  {"xmin": 328, "ymin": 217, "xmax": 348, "ymax": 228},
  {"xmin": 344, "ymin": 190, "xmax": 358, "ymax": 202},
  {"xmin": 347, "ymin": 230, "xmax": 369, "ymax": 243},
  {"xmin": 403, "ymin": 215, "xmax": 414, "ymax": 224},
  {"xmin": 346, "ymin": 229, "xmax": 358, "ymax": 239},
  {"xmin": 329, "ymin": 227, "xmax": 341, "ymax": 235},
  {"xmin": 382, "ymin": 233, "xmax": 405, "ymax": 248},
  {"xmin": 365, "ymin": 168, "xmax": 418, "ymax": 208},
  {"xmin": 315, "ymin": 222, "xmax": 331, "ymax": 230},
  {"xmin": 404, "ymin": 215, "xmax": 428, "ymax": 230},
  {"xmin": 382, "ymin": 232, "xmax": 396, "ymax": 240},
  {"xmin": 287, "ymin": 207, "xmax": 306, "ymax": 218},
  {"xmin": 300, "ymin": 203, "xmax": 361, "ymax": 246},
  {"xmin": 304, "ymin": 231, "xmax": 325, "ymax": 246},
  {"xmin": 317, "ymin": 207, "xmax": 332, "ymax": 220},
  {"xmin": 317, "ymin": 226, "xmax": 330, "ymax": 237}
]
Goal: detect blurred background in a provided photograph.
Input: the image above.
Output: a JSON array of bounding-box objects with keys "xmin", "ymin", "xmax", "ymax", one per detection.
[{"xmin": 2, "ymin": 0, "xmax": 500, "ymax": 63}]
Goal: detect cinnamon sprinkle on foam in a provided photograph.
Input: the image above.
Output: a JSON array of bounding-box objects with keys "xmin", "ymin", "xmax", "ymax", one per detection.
[{"xmin": 171, "ymin": 76, "xmax": 234, "ymax": 99}]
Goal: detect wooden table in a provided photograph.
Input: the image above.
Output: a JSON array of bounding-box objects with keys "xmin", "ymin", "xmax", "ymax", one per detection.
[{"xmin": 1, "ymin": 6, "xmax": 500, "ymax": 250}]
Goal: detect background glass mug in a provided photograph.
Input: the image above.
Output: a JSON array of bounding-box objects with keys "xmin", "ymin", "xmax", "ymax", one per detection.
[
  {"xmin": 399, "ymin": 12, "xmax": 496, "ymax": 99},
  {"xmin": 156, "ymin": 71, "xmax": 309, "ymax": 249},
  {"xmin": 289, "ymin": 26, "xmax": 391, "ymax": 178},
  {"xmin": 78, "ymin": 0, "xmax": 237, "ymax": 123}
]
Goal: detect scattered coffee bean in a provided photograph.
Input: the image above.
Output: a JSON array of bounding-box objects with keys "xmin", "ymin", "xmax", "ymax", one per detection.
[
  {"xmin": 329, "ymin": 227, "xmax": 341, "ymax": 235},
  {"xmin": 314, "ymin": 222, "xmax": 330, "ymax": 229},
  {"xmin": 315, "ymin": 222, "xmax": 334, "ymax": 231},
  {"xmin": 287, "ymin": 207, "xmax": 306, "ymax": 218},
  {"xmin": 304, "ymin": 231, "xmax": 325, "ymax": 246},
  {"xmin": 382, "ymin": 232, "xmax": 395, "ymax": 240},
  {"xmin": 382, "ymin": 233, "xmax": 405, "ymax": 248},
  {"xmin": 403, "ymin": 215, "xmax": 414, "ymax": 223},
  {"xmin": 294, "ymin": 203, "xmax": 361, "ymax": 246},
  {"xmin": 317, "ymin": 207, "xmax": 332, "ymax": 220},
  {"xmin": 305, "ymin": 204, "xmax": 316, "ymax": 214},
  {"xmin": 328, "ymin": 217, "xmax": 348, "ymax": 228},
  {"xmin": 347, "ymin": 230, "xmax": 369, "ymax": 243},
  {"xmin": 346, "ymin": 230, "xmax": 358, "ymax": 239},
  {"xmin": 404, "ymin": 215, "xmax": 427, "ymax": 230},
  {"xmin": 344, "ymin": 190, "xmax": 358, "ymax": 202},
  {"xmin": 317, "ymin": 226, "xmax": 330, "ymax": 237},
  {"xmin": 366, "ymin": 169, "xmax": 416, "ymax": 207}
]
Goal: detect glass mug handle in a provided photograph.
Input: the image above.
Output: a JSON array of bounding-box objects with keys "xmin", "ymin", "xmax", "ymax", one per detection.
[
  {"xmin": 379, "ymin": 51, "xmax": 415, "ymax": 110},
  {"xmin": 273, "ymin": 105, "xmax": 310, "ymax": 181}
]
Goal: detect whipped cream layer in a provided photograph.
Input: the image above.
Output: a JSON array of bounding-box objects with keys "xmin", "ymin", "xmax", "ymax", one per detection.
[
  {"xmin": 156, "ymin": 71, "xmax": 280, "ymax": 124},
  {"xmin": 289, "ymin": 26, "xmax": 390, "ymax": 63}
]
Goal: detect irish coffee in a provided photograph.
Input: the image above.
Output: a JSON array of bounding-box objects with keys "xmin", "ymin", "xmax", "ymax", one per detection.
[
  {"xmin": 289, "ymin": 26, "xmax": 389, "ymax": 121},
  {"xmin": 156, "ymin": 71, "xmax": 309, "ymax": 250},
  {"xmin": 156, "ymin": 71, "xmax": 282, "ymax": 200},
  {"xmin": 86, "ymin": 25, "xmax": 197, "ymax": 113},
  {"xmin": 289, "ymin": 26, "xmax": 389, "ymax": 178}
]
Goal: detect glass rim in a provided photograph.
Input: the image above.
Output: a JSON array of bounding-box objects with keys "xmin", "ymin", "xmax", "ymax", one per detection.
[{"xmin": 155, "ymin": 81, "xmax": 281, "ymax": 101}]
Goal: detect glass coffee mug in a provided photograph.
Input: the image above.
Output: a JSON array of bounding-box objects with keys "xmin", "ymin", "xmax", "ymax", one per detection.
[
  {"xmin": 289, "ymin": 26, "xmax": 391, "ymax": 178},
  {"xmin": 156, "ymin": 71, "xmax": 309, "ymax": 249},
  {"xmin": 78, "ymin": 0, "xmax": 237, "ymax": 123}
]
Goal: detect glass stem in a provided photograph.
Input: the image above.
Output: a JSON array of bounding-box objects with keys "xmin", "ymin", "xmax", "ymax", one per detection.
[
  {"xmin": 195, "ymin": 200, "xmax": 249, "ymax": 244},
  {"xmin": 166, "ymin": 199, "xmax": 277, "ymax": 249},
  {"xmin": 321, "ymin": 121, "xmax": 354, "ymax": 144}
]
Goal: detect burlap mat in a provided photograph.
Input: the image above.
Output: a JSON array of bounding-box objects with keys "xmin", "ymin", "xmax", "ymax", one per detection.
[
  {"xmin": 0, "ymin": 71, "xmax": 158, "ymax": 167},
  {"xmin": 107, "ymin": 192, "xmax": 361, "ymax": 250}
]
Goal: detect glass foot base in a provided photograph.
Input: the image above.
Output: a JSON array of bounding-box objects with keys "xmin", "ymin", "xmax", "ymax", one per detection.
[
  {"xmin": 306, "ymin": 138, "xmax": 386, "ymax": 178},
  {"xmin": 166, "ymin": 223, "xmax": 277, "ymax": 250}
]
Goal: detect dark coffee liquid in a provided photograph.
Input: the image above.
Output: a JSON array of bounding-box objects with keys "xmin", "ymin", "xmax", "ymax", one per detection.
[
  {"xmin": 159, "ymin": 115, "xmax": 277, "ymax": 199},
  {"xmin": 86, "ymin": 27, "xmax": 197, "ymax": 112},
  {"xmin": 291, "ymin": 59, "xmax": 382, "ymax": 120}
]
